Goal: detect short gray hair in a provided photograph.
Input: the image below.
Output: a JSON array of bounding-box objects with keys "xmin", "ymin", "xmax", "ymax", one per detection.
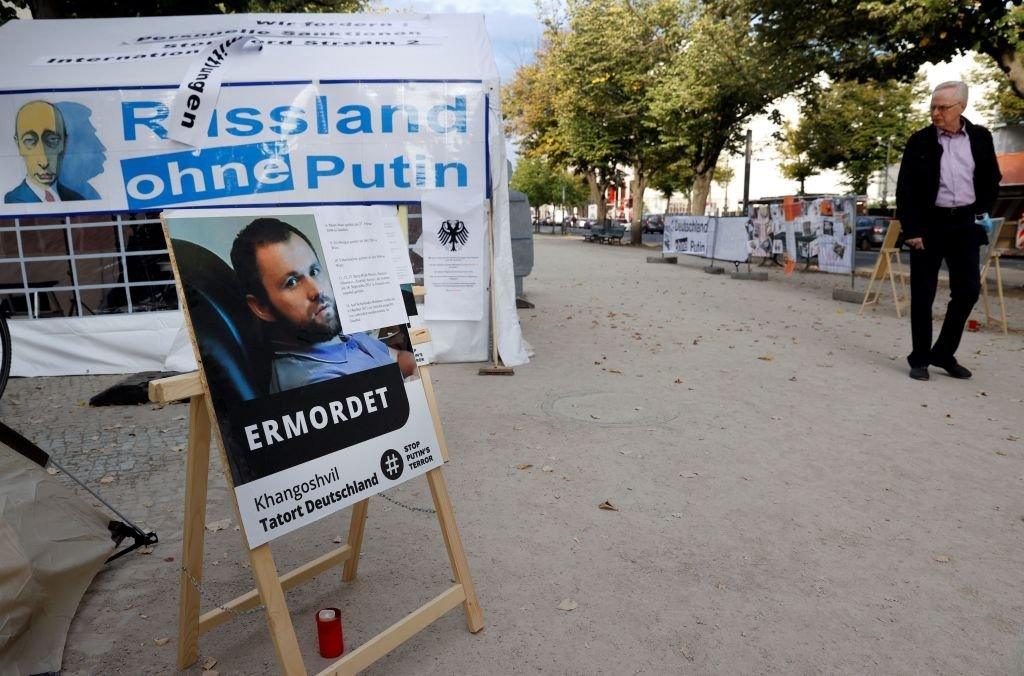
[{"xmin": 933, "ymin": 81, "xmax": 968, "ymax": 104}]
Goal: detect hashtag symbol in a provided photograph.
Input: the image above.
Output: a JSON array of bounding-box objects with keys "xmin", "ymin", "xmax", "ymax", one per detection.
[{"xmin": 381, "ymin": 449, "xmax": 403, "ymax": 480}]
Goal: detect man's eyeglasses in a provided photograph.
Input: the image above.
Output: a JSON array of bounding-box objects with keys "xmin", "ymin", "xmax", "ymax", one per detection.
[{"xmin": 929, "ymin": 102, "xmax": 963, "ymax": 113}]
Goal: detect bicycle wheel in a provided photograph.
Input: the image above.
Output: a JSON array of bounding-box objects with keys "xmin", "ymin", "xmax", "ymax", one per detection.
[{"xmin": 0, "ymin": 312, "xmax": 11, "ymax": 401}]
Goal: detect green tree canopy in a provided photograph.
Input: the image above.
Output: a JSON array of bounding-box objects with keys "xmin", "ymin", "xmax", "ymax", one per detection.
[
  {"xmin": 974, "ymin": 57, "xmax": 1024, "ymax": 126},
  {"xmin": 749, "ymin": 0, "xmax": 1024, "ymax": 99},
  {"xmin": 510, "ymin": 158, "xmax": 588, "ymax": 213},
  {"xmin": 777, "ymin": 122, "xmax": 817, "ymax": 195},
  {"xmin": 790, "ymin": 77, "xmax": 928, "ymax": 195}
]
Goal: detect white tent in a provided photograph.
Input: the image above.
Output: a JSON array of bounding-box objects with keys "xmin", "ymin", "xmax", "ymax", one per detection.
[{"xmin": 0, "ymin": 13, "xmax": 528, "ymax": 375}]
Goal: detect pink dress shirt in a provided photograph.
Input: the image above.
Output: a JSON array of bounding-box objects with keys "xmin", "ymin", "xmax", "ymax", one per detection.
[{"xmin": 934, "ymin": 122, "xmax": 975, "ymax": 207}]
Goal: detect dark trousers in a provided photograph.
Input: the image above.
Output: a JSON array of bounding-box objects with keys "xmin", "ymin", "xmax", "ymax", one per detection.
[{"xmin": 907, "ymin": 212, "xmax": 982, "ymax": 368}]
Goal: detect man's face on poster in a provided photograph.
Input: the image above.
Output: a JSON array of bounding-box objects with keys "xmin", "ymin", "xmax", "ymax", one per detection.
[
  {"xmin": 246, "ymin": 234, "xmax": 341, "ymax": 341},
  {"xmin": 15, "ymin": 101, "xmax": 66, "ymax": 190}
]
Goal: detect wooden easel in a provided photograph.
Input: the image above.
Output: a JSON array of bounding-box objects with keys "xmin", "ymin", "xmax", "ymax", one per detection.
[
  {"xmin": 979, "ymin": 219, "xmax": 1015, "ymax": 334},
  {"xmin": 154, "ymin": 214, "xmax": 482, "ymax": 673},
  {"xmin": 150, "ymin": 358, "xmax": 482, "ymax": 675},
  {"xmin": 859, "ymin": 220, "xmax": 908, "ymax": 317}
]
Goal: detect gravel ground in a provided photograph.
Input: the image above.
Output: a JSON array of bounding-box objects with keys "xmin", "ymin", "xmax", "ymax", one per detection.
[{"xmin": 4, "ymin": 234, "xmax": 1023, "ymax": 675}]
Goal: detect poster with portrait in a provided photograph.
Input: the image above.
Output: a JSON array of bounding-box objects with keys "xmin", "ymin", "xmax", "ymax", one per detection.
[{"xmin": 163, "ymin": 206, "xmax": 442, "ymax": 548}]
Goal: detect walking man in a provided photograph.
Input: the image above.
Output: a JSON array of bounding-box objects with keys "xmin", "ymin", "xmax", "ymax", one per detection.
[{"xmin": 895, "ymin": 81, "xmax": 1002, "ymax": 381}]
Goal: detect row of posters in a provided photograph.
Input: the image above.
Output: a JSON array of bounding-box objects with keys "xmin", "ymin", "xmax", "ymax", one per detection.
[{"xmin": 746, "ymin": 196, "xmax": 857, "ymax": 274}]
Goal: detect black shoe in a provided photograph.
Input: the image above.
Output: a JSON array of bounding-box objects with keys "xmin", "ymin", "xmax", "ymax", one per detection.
[
  {"xmin": 931, "ymin": 360, "xmax": 972, "ymax": 379},
  {"xmin": 909, "ymin": 366, "xmax": 930, "ymax": 381}
]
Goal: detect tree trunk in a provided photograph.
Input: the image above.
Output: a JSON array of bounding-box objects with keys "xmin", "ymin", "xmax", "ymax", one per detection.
[
  {"xmin": 798, "ymin": 177, "xmax": 806, "ymax": 195},
  {"xmin": 587, "ymin": 171, "xmax": 608, "ymax": 223},
  {"xmin": 629, "ymin": 171, "xmax": 646, "ymax": 245},
  {"xmin": 691, "ymin": 171, "xmax": 714, "ymax": 216}
]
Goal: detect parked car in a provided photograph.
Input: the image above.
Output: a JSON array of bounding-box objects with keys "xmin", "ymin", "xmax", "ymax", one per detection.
[
  {"xmin": 642, "ymin": 214, "xmax": 665, "ymax": 234},
  {"xmin": 855, "ymin": 216, "xmax": 899, "ymax": 250}
]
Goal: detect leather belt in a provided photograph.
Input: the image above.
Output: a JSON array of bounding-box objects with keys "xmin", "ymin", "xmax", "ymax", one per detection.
[{"xmin": 932, "ymin": 204, "xmax": 975, "ymax": 218}]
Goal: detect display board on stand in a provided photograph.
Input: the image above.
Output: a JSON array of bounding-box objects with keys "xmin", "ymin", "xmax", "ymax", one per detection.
[{"xmin": 157, "ymin": 204, "xmax": 483, "ymax": 674}]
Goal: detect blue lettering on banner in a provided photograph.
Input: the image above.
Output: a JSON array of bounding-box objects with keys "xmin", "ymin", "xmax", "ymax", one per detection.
[{"xmin": 120, "ymin": 142, "xmax": 293, "ymax": 210}]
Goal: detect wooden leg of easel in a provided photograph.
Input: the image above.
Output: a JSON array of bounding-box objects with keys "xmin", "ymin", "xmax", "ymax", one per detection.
[
  {"xmin": 341, "ymin": 498, "xmax": 369, "ymax": 583},
  {"xmin": 892, "ymin": 254, "xmax": 909, "ymax": 317},
  {"xmin": 177, "ymin": 394, "xmax": 212, "ymax": 670},
  {"xmin": 980, "ymin": 257, "xmax": 992, "ymax": 326},
  {"xmin": 887, "ymin": 254, "xmax": 902, "ymax": 318},
  {"xmin": 995, "ymin": 258, "xmax": 1008, "ymax": 334},
  {"xmin": 426, "ymin": 468, "xmax": 484, "ymax": 633},
  {"xmin": 896, "ymin": 255, "xmax": 909, "ymax": 309},
  {"xmin": 249, "ymin": 545, "xmax": 307, "ymax": 676}
]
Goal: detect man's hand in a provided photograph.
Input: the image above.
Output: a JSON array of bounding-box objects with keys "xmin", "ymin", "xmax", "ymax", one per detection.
[{"xmin": 905, "ymin": 237, "xmax": 925, "ymax": 250}]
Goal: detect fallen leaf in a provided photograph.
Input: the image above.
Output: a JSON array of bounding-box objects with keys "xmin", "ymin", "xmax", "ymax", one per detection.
[
  {"xmin": 674, "ymin": 378, "xmax": 684, "ymax": 384},
  {"xmin": 205, "ymin": 519, "xmax": 231, "ymax": 533},
  {"xmin": 541, "ymin": 465, "xmax": 554, "ymax": 472},
  {"xmin": 154, "ymin": 637, "xmax": 170, "ymax": 646},
  {"xmin": 598, "ymin": 500, "xmax": 618, "ymax": 511},
  {"xmin": 757, "ymin": 355, "xmax": 774, "ymax": 362},
  {"xmin": 331, "ymin": 536, "xmax": 344, "ymax": 544},
  {"xmin": 163, "ymin": 556, "xmax": 175, "ymax": 562},
  {"xmin": 557, "ymin": 599, "xmax": 578, "ymax": 611},
  {"xmin": 138, "ymin": 546, "xmax": 154, "ymax": 555},
  {"xmin": 46, "ymin": 467, "xmax": 58, "ymax": 475},
  {"xmin": 99, "ymin": 475, "xmax": 115, "ymax": 484},
  {"xmin": 202, "ymin": 656, "xmax": 218, "ymax": 670},
  {"xmin": 142, "ymin": 500, "xmax": 154, "ymax": 508},
  {"xmin": 608, "ymin": 368, "xmax": 622, "ymax": 374},
  {"xmin": 933, "ymin": 554, "xmax": 950, "ymax": 563},
  {"xmin": 681, "ymin": 645, "xmax": 694, "ymax": 662},
  {"xmin": 590, "ymin": 414, "xmax": 601, "ymax": 420},
  {"xmin": 995, "ymin": 451, "xmax": 1008, "ymax": 457},
  {"xmin": 515, "ymin": 463, "xmax": 533, "ymax": 470}
]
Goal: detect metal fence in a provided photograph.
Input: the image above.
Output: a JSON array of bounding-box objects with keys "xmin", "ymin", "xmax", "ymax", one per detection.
[{"xmin": 0, "ymin": 212, "xmax": 177, "ymax": 319}]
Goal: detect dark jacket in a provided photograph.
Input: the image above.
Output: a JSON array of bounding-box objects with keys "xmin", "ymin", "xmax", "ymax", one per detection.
[{"xmin": 895, "ymin": 117, "xmax": 1002, "ymax": 240}]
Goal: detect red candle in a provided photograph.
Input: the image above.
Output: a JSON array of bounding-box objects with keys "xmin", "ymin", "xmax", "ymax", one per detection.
[{"xmin": 316, "ymin": 607, "xmax": 344, "ymax": 658}]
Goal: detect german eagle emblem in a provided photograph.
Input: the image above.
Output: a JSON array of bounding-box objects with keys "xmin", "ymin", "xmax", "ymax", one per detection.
[{"xmin": 437, "ymin": 219, "xmax": 469, "ymax": 252}]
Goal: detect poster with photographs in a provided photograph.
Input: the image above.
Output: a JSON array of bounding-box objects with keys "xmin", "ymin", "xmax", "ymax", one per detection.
[
  {"xmin": 747, "ymin": 204, "xmax": 773, "ymax": 257},
  {"xmin": 163, "ymin": 206, "xmax": 442, "ymax": 548},
  {"xmin": 747, "ymin": 197, "xmax": 856, "ymax": 274},
  {"xmin": 815, "ymin": 197, "xmax": 856, "ymax": 274}
]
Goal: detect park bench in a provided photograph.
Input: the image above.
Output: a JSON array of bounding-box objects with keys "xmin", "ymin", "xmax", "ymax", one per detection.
[
  {"xmin": 599, "ymin": 225, "xmax": 626, "ymax": 244},
  {"xmin": 584, "ymin": 224, "xmax": 607, "ymax": 242}
]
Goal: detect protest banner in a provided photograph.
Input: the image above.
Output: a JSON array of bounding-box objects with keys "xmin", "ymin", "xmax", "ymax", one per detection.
[{"xmin": 0, "ymin": 13, "xmax": 528, "ymax": 376}]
